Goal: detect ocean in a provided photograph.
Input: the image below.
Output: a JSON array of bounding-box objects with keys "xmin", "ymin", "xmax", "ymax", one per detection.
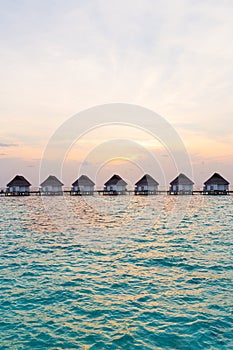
[{"xmin": 0, "ymin": 195, "xmax": 232, "ymax": 349}]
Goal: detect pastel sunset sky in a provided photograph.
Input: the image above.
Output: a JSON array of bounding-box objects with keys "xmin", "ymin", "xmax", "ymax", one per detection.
[{"xmin": 0, "ymin": 0, "xmax": 232, "ymax": 188}]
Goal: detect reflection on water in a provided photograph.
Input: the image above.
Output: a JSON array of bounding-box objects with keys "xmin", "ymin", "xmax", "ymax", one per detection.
[{"xmin": 0, "ymin": 196, "xmax": 232, "ymax": 349}]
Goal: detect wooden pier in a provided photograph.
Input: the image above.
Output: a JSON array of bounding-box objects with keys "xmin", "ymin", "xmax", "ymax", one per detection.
[{"xmin": 1, "ymin": 190, "xmax": 233, "ymax": 197}]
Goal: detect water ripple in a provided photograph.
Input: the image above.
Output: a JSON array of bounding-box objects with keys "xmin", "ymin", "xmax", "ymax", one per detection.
[{"xmin": 0, "ymin": 196, "xmax": 232, "ymax": 349}]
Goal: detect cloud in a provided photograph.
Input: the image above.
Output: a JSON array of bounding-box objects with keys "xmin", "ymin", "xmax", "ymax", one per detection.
[
  {"xmin": 0, "ymin": 0, "xmax": 232, "ymax": 184},
  {"xmin": 174, "ymin": 123, "xmax": 204, "ymax": 133},
  {"xmin": 0, "ymin": 143, "xmax": 18, "ymax": 147},
  {"xmin": 175, "ymin": 121, "xmax": 233, "ymax": 144}
]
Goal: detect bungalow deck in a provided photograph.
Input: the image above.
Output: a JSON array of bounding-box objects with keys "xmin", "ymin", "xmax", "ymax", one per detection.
[
  {"xmin": 70, "ymin": 190, "xmax": 94, "ymax": 196},
  {"xmin": 101, "ymin": 190, "xmax": 127, "ymax": 195},
  {"xmin": 134, "ymin": 190, "xmax": 158, "ymax": 195},
  {"xmin": 168, "ymin": 190, "xmax": 193, "ymax": 195},
  {"xmin": 4, "ymin": 191, "xmax": 30, "ymax": 196}
]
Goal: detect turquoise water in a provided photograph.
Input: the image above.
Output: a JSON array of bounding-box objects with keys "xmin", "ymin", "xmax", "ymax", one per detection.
[{"xmin": 0, "ymin": 196, "xmax": 232, "ymax": 349}]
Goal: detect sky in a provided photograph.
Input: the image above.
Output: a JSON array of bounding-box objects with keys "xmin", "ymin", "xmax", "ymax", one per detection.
[{"xmin": 0, "ymin": 0, "xmax": 232, "ymax": 188}]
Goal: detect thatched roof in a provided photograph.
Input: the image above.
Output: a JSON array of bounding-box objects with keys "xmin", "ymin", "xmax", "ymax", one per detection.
[
  {"xmin": 204, "ymin": 173, "xmax": 229, "ymax": 185},
  {"xmin": 72, "ymin": 175, "xmax": 95, "ymax": 186},
  {"xmin": 7, "ymin": 175, "xmax": 31, "ymax": 187},
  {"xmin": 104, "ymin": 174, "xmax": 127, "ymax": 186},
  {"xmin": 170, "ymin": 173, "xmax": 194, "ymax": 186},
  {"xmin": 135, "ymin": 174, "xmax": 159, "ymax": 186},
  {"xmin": 40, "ymin": 175, "xmax": 63, "ymax": 187}
]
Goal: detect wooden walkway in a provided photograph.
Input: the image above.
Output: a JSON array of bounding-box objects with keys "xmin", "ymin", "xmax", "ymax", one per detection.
[{"xmin": 1, "ymin": 190, "xmax": 233, "ymax": 197}]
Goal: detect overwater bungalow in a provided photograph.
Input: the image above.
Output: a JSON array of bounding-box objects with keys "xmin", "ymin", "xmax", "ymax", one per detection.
[
  {"xmin": 6, "ymin": 175, "xmax": 31, "ymax": 195},
  {"xmin": 71, "ymin": 175, "xmax": 95, "ymax": 195},
  {"xmin": 203, "ymin": 173, "xmax": 229, "ymax": 195},
  {"xmin": 104, "ymin": 174, "xmax": 127, "ymax": 194},
  {"xmin": 135, "ymin": 174, "xmax": 159, "ymax": 195},
  {"xmin": 40, "ymin": 175, "xmax": 63, "ymax": 195},
  {"xmin": 169, "ymin": 173, "xmax": 194, "ymax": 195}
]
